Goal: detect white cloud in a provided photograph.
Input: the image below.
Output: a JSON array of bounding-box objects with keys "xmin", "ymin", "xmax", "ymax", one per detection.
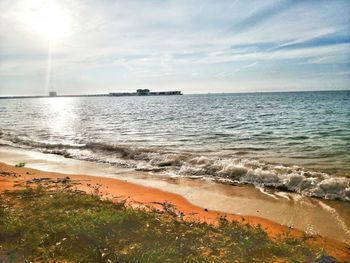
[{"xmin": 0, "ymin": 0, "xmax": 349, "ymax": 95}]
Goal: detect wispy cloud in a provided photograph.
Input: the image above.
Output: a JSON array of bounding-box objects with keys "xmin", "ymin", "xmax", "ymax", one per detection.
[
  {"xmin": 273, "ymin": 32, "xmax": 350, "ymax": 51},
  {"xmin": 228, "ymin": 0, "xmax": 296, "ymax": 33},
  {"xmin": 0, "ymin": 0, "xmax": 349, "ymax": 95}
]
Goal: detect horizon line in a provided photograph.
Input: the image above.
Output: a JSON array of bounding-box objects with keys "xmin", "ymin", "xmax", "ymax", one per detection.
[{"xmin": 0, "ymin": 88, "xmax": 349, "ymax": 99}]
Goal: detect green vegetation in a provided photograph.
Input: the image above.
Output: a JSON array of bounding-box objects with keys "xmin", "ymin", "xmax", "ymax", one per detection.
[
  {"xmin": 14, "ymin": 162, "xmax": 26, "ymax": 168},
  {"xmin": 0, "ymin": 184, "xmax": 328, "ymax": 263}
]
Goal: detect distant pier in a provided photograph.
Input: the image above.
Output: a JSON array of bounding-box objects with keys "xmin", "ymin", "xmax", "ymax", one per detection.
[
  {"xmin": 0, "ymin": 89, "xmax": 182, "ymax": 99},
  {"xmin": 109, "ymin": 89, "xmax": 182, "ymax": 96}
]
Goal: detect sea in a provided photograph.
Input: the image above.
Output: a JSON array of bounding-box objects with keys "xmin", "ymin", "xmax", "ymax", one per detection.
[{"xmin": 1, "ymin": 90, "xmax": 349, "ymax": 201}]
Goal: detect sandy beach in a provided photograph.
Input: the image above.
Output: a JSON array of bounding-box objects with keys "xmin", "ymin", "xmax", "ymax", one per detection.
[
  {"xmin": 1, "ymin": 0, "xmax": 349, "ymax": 261},
  {"xmin": 1, "ymin": 161, "xmax": 349, "ymax": 261},
  {"xmin": 1, "ymin": 146, "xmax": 350, "ymax": 241}
]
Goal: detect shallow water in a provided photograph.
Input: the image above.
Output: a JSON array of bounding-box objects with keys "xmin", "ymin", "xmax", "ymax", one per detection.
[
  {"xmin": 0, "ymin": 91, "xmax": 349, "ymax": 200},
  {"xmin": 1, "ymin": 147, "xmax": 350, "ymax": 244}
]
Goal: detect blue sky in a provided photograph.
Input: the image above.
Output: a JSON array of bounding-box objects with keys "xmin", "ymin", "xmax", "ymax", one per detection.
[{"xmin": 0, "ymin": 0, "xmax": 349, "ymax": 95}]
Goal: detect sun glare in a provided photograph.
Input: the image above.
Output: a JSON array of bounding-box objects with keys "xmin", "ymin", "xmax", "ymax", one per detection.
[{"xmin": 21, "ymin": 0, "xmax": 71, "ymax": 42}]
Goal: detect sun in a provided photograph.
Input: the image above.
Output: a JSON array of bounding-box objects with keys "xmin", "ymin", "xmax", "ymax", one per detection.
[{"xmin": 21, "ymin": 0, "xmax": 71, "ymax": 42}]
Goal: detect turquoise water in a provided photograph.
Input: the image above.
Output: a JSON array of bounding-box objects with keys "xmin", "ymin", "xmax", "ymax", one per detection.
[{"xmin": 1, "ymin": 90, "xmax": 349, "ymax": 200}]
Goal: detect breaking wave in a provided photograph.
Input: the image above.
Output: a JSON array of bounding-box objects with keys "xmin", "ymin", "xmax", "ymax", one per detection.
[{"xmin": 1, "ymin": 130, "xmax": 349, "ymax": 201}]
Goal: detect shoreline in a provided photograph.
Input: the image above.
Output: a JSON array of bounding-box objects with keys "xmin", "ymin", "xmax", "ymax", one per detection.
[
  {"xmin": 1, "ymin": 146, "xmax": 350, "ymax": 243},
  {"xmin": 0, "ymin": 162, "xmax": 349, "ymax": 261},
  {"xmin": 0, "ymin": 163, "xmax": 295, "ymax": 235}
]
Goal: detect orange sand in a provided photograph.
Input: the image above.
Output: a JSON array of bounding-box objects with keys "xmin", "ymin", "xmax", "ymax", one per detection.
[{"xmin": 0, "ymin": 162, "xmax": 349, "ymax": 261}]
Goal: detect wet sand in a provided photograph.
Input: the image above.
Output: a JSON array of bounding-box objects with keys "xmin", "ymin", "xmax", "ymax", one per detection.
[
  {"xmin": 1, "ymin": 146, "xmax": 350, "ymax": 243},
  {"xmin": 0, "ymin": 161, "xmax": 350, "ymax": 261},
  {"xmin": 0, "ymin": 162, "xmax": 295, "ymax": 234}
]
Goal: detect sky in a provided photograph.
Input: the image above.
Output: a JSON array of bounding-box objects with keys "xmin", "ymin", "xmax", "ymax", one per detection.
[{"xmin": 0, "ymin": 0, "xmax": 349, "ymax": 95}]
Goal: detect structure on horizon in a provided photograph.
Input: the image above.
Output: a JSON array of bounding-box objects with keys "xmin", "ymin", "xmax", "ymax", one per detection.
[
  {"xmin": 109, "ymin": 89, "xmax": 182, "ymax": 96},
  {"xmin": 0, "ymin": 89, "xmax": 182, "ymax": 100}
]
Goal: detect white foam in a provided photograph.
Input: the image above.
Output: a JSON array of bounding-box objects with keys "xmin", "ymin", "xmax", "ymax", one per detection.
[
  {"xmin": 318, "ymin": 201, "xmax": 350, "ymax": 239},
  {"xmin": 1, "ymin": 129, "xmax": 350, "ymax": 201},
  {"xmin": 256, "ymin": 186, "xmax": 279, "ymax": 200},
  {"xmin": 275, "ymin": 191, "xmax": 291, "ymax": 200}
]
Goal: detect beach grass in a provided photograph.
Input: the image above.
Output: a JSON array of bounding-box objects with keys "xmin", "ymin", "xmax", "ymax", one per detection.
[{"xmin": 0, "ymin": 183, "xmax": 329, "ymax": 263}]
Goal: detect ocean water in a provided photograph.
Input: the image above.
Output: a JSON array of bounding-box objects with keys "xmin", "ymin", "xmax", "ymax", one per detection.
[{"xmin": 1, "ymin": 90, "xmax": 349, "ymax": 201}]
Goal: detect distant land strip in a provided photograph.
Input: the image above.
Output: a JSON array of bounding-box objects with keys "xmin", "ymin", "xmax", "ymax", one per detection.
[{"xmin": 0, "ymin": 89, "xmax": 182, "ymax": 99}]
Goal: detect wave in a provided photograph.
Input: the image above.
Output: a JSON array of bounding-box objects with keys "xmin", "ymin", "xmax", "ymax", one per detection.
[{"xmin": 1, "ymin": 130, "xmax": 349, "ymax": 201}]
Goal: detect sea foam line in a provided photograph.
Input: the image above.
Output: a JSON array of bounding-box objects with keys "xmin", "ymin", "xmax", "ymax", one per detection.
[{"xmin": 1, "ymin": 130, "xmax": 350, "ymax": 201}]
